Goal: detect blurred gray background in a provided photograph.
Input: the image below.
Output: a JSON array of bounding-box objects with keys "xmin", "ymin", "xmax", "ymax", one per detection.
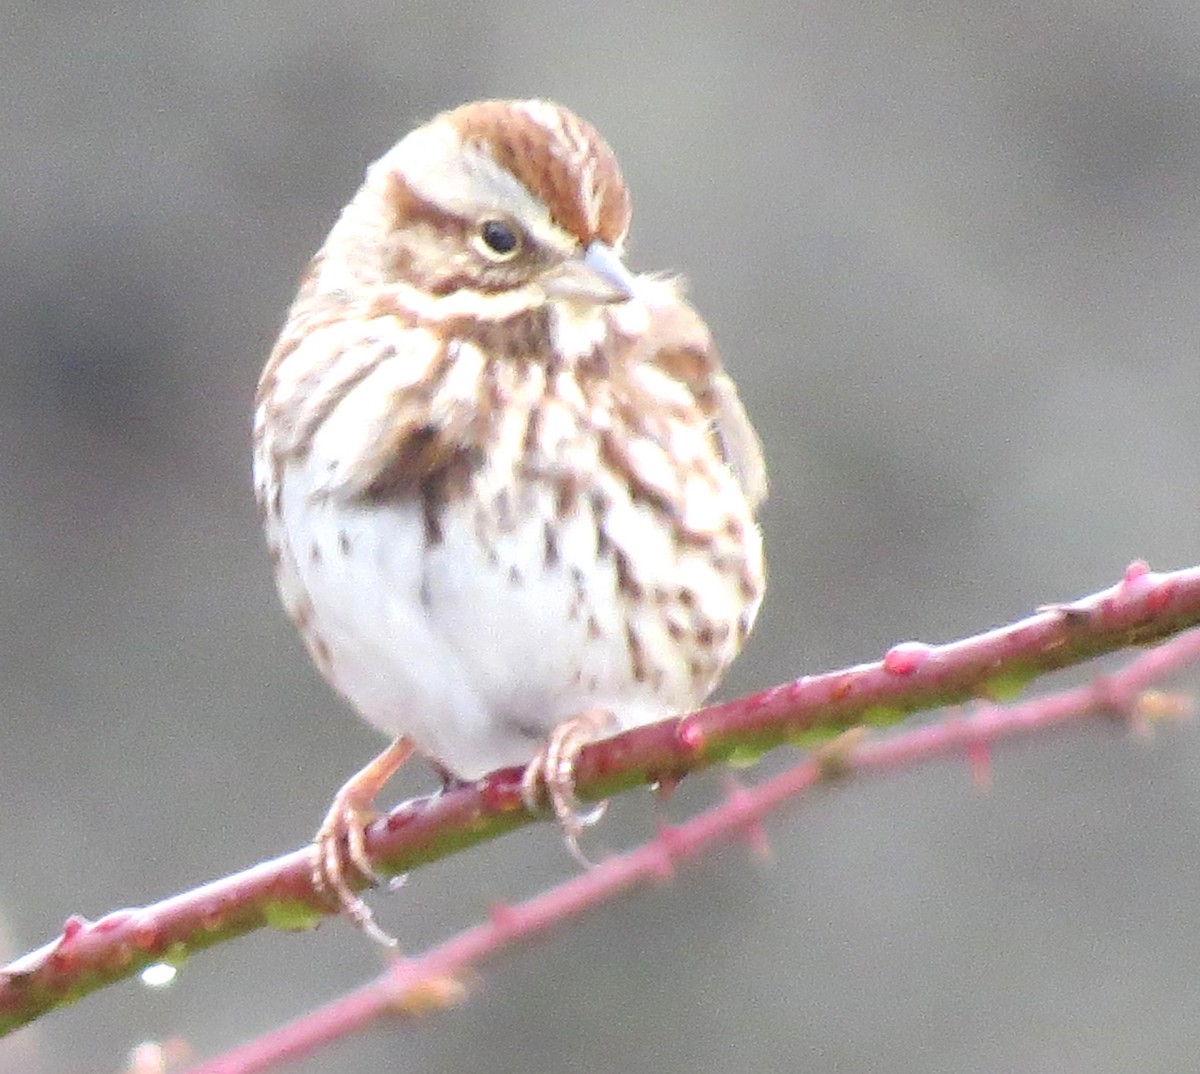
[{"xmin": 3, "ymin": 2, "xmax": 1200, "ymax": 1072}]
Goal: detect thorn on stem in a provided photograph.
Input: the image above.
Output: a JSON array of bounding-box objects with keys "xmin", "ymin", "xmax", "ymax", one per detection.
[
  {"xmin": 966, "ymin": 741, "xmax": 992, "ymax": 791},
  {"xmin": 720, "ymin": 775, "xmax": 774, "ymax": 861},
  {"xmin": 651, "ymin": 773, "xmax": 683, "ymax": 803},
  {"xmin": 1090, "ymin": 674, "xmax": 1135, "ymax": 721},
  {"xmin": 650, "ymin": 821, "xmax": 685, "ymax": 880}
]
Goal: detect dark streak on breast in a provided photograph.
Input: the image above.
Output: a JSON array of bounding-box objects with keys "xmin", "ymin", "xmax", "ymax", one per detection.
[
  {"xmin": 543, "ymin": 521, "xmax": 560, "ymax": 568},
  {"xmin": 613, "ymin": 548, "xmax": 642, "ymax": 599},
  {"xmin": 625, "ymin": 623, "xmax": 648, "ymax": 684},
  {"xmin": 419, "ymin": 474, "xmax": 445, "ymax": 545}
]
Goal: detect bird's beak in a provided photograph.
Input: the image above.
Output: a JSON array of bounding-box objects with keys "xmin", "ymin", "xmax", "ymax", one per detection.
[{"xmin": 542, "ymin": 240, "xmax": 636, "ymax": 304}]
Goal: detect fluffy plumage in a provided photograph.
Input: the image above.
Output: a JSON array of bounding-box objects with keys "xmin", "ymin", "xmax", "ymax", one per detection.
[{"xmin": 253, "ymin": 99, "xmax": 766, "ymax": 938}]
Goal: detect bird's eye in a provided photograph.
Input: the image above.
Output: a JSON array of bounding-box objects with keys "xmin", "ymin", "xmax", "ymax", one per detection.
[{"xmin": 477, "ymin": 218, "xmax": 522, "ymax": 260}]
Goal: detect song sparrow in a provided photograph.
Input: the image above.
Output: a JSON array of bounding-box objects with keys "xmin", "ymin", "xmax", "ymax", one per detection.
[{"xmin": 253, "ymin": 99, "xmax": 767, "ymax": 942}]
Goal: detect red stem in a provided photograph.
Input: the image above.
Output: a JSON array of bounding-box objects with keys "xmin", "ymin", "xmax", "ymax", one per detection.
[
  {"xmin": 185, "ymin": 626, "xmax": 1200, "ymax": 1074},
  {"xmin": 2, "ymin": 561, "xmax": 1199, "ymax": 1038}
]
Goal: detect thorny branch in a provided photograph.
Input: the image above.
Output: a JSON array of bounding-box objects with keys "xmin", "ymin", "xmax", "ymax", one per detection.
[
  {"xmin": 182, "ymin": 625, "xmax": 1200, "ymax": 1074},
  {"xmin": 2, "ymin": 560, "xmax": 1200, "ymax": 1048}
]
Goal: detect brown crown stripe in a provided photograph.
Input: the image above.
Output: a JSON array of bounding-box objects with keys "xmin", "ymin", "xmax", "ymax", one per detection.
[{"xmin": 442, "ymin": 100, "xmax": 631, "ymax": 247}]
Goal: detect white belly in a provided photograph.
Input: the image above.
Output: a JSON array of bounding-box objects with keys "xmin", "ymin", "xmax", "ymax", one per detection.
[{"xmin": 267, "ymin": 452, "xmax": 736, "ymax": 778}]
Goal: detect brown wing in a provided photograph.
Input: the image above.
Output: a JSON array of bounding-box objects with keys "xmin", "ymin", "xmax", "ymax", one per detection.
[
  {"xmin": 706, "ymin": 367, "xmax": 767, "ymax": 511},
  {"xmin": 639, "ymin": 287, "xmax": 767, "ymax": 512}
]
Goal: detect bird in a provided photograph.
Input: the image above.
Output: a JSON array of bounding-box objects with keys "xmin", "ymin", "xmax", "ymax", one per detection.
[{"xmin": 253, "ymin": 99, "xmax": 766, "ymax": 943}]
